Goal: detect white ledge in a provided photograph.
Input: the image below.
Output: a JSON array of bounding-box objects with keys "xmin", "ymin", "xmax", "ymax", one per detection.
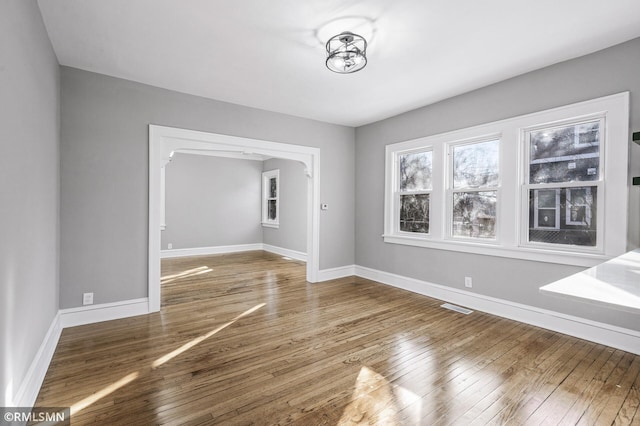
[
  {"xmin": 383, "ymin": 234, "xmax": 609, "ymax": 268},
  {"xmin": 540, "ymin": 249, "xmax": 640, "ymax": 314}
]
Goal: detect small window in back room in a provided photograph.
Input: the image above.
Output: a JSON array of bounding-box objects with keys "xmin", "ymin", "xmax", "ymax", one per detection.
[{"xmin": 262, "ymin": 169, "xmax": 279, "ymax": 228}]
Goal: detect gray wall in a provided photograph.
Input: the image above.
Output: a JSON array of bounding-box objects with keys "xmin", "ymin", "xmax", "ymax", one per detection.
[
  {"xmin": 0, "ymin": 0, "xmax": 60, "ymax": 404},
  {"xmin": 355, "ymin": 37, "xmax": 640, "ymax": 331},
  {"xmin": 161, "ymin": 153, "xmax": 263, "ymax": 249},
  {"xmin": 262, "ymin": 158, "xmax": 308, "ymax": 253},
  {"xmin": 161, "ymin": 154, "xmax": 307, "ymax": 254},
  {"xmin": 60, "ymin": 66, "xmax": 355, "ymax": 308}
]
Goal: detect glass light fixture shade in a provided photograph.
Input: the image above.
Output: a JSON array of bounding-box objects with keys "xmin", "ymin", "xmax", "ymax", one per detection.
[{"xmin": 325, "ymin": 32, "xmax": 367, "ymax": 74}]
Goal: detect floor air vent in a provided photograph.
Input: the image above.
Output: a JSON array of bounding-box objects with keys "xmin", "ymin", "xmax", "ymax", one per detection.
[{"xmin": 441, "ymin": 303, "xmax": 473, "ymax": 315}]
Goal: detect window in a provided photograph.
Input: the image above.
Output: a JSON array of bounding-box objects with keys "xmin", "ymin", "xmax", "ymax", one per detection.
[
  {"xmin": 524, "ymin": 119, "xmax": 602, "ymax": 249},
  {"xmin": 383, "ymin": 92, "xmax": 629, "ymax": 267},
  {"xmin": 533, "ymin": 189, "xmax": 560, "ymax": 229},
  {"xmin": 262, "ymin": 169, "xmax": 279, "ymax": 227},
  {"xmin": 450, "ymin": 139, "xmax": 499, "ymax": 240},
  {"xmin": 566, "ymin": 187, "xmax": 593, "ymax": 226},
  {"xmin": 398, "ymin": 150, "xmax": 432, "ymax": 234}
]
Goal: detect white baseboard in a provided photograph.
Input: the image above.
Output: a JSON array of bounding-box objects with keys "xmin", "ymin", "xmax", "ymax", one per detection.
[
  {"xmin": 354, "ymin": 265, "xmax": 640, "ymax": 355},
  {"xmin": 160, "ymin": 243, "xmax": 263, "ymax": 258},
  {"xmin": 12, "ymin": 312, "xmax": 62, "ymax": 407},
  {"xmin": 161, "ymin": 243, "xmax": 309, "ymax": 263},
  {"xmin": 15, "ymin": 243, "xmax": 307, "ymax": 408},
  {"xmin": 15, "ymin": 262, "xmax": 640, "ymax": 411},
  {"xmin": 59, "ymin": 298, "xmax": 150, "ymax": 328},
  {"xmin": 262, "ymin": 244, "xmax": 307, "ymax": 262},
  {"xmin": 13, "ymin": 298, "xmax": 150, "ymax": 408},
  {"xmin": 317, "ymin": 264, "xmax": 356, "ymax": 282}
]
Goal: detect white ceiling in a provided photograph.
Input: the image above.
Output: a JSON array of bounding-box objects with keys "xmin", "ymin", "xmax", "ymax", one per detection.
[{"xmin": 37, "ymin": 0, "xmax": 640, "ymax": 127}]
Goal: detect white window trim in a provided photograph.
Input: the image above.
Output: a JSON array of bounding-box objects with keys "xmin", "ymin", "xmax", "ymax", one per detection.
[
  {"xmin": 262, "ymin": 169, "xmax": 279, "ymax": 228},
  {"xmin": 383, "ymin": 92, "xmax": 629, "ymax": 267}
]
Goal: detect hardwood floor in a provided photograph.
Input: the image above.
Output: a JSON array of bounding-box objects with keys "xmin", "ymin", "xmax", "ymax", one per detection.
[{"xmin": 36, "ymin": 251, "xmax": 640, "ymax": 425}]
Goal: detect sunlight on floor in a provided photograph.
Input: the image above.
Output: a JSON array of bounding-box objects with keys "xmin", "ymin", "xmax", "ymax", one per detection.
[
  {"xmin": 68, "ymin": 303, "xmax": 265, "ymax": 417},
  {"xmin": 540, "ymin": 249, "xmax": 640, "ymax": 313},
  {"xmin": 70, "ymin": 372, "xmax": 139, "ymax": 415},
  {"xmin": 152, "ymin": 303, "xmax": 266, "ymax": 368},
  {"xmin": 338, "ymin": 366, "xmax": 421, "ymax": 425},
  {"xmin": 161, "ymin": 266, "xmax": 212, "ymax": 284}
]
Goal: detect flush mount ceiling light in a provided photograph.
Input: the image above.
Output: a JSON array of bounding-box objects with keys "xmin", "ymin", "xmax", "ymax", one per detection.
[{"xmin": 325, "ymin": 31, "xmax": 367, "ymax": 74}]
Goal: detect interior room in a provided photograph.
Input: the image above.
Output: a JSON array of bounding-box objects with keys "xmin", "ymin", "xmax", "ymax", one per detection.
[{"xmin": 2, "ymin": 0, "xmax": 640, "ymax": 424}]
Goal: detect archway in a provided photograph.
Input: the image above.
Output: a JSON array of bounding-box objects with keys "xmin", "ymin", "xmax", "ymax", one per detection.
[{"xmin": 148, "ymin": 125, "xmax": 320, "ymax": 312}]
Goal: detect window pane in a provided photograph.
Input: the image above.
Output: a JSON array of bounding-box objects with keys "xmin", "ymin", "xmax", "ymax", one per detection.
[
  {"xmin": 400, "ymin": 151, "xmax": 432, "ymax": 191},
  {"xmin": 529, "ymin": 121, "xmax": 600, "ymax": 183},
  {"xmin": 452, "ymin": 191, "xmax": 496, "ymax": 239},
  {"xmin": 567, "ymin": 187, "xmax": 591, "ymax": 225},
  {"xmin": 453, "ymin": 140, "xmax": 499, "ymax": 189},
  {"xmin": 268, "ymin": 200, "xmax": 277, "ymax": 220},
  {"xmin": 529, "ymin": 186, "xmax": 596, "ymax": 246},
  {"xmin": 537, "ymin": 190, "xmax": 557, "ymax": 208},
  {"xmin": 269, "ymin": 177, "xmax": 277, "ymax": 198},
  {"xmin": 537, "ymin": 209, "xmax": 557, "ymax": 228},
  {"xmin": 399, "ymin": 194, "xmax": 429, "ymax": 233}
]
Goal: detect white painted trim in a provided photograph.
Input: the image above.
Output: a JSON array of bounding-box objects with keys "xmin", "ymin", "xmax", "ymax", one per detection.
[
  {"xmin": 176, "ymin": 149, "xmax": 269, "ymax": 162},
  {"xmin": 12, "ymin": 313, "xmax": 62, "ymax": 407},
  {"xmin": 262, "ymin": 169, "xmax": 280, "ymax": 226},
  {"xmin": 13, "ymin": 299, "xmax": 150, "ymax": 407},
  {"xmin": 59, "ymin": 298, "xmax": 149, "ymax": 328},
  {"xmin": 161, "ymin": 244, "xmax": 264, "ymax": 259},
  {"xmin": 160, "ymin": 243, "xmax": 308, "ymax": 262},
  {"xmin": 160, "ymin": 165, "xmax": 166, "ymax": 231},
  {"xmin": 308, "ymin": 147, "xmax": 321, "ymax": 283},
  {"xmin": 149, "ymin": 125, "xmax": 163, "ymax": 312},
  {"xmin": 15, "ymin": 262, "xmax": 640, "ymax": 408},
  {"xmin": 354, "ymin": 265, "xmax": 640, "ymax": 355},
  {"xmin": 317, "ymin": 264, "xmax": 356, "ymax": 282},
  {"xmin": 149, "ymin": 124, "xmax": 321, "ymax": 312},
  {"xmin": 262, "ymin": 244, "xmax": 307, "ymax": 262},
  {"xmin": 382, "ymin": 235, "xmax": 610, "ymax": 268},
  {"xmin": 383, "ymin": 92, "xmax": 630, "ymax": 267}
]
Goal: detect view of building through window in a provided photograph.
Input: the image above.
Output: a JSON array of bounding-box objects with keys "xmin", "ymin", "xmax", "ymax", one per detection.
[
  {"xmin": 384, "ymin": 93, "xmax": 627, "ymax": 263},
  {"xmin": 527, "ymin": 120, "xmax": 600, "ymax": 246}
]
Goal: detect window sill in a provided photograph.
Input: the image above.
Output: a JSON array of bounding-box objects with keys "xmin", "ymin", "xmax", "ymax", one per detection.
[
  {"xmin": 262, "ymin": 223, "xmax": 280, "ymax": 229},
  {"xmin": 382, "ymin": 234, "xmax": 610, "ymax": 268}
]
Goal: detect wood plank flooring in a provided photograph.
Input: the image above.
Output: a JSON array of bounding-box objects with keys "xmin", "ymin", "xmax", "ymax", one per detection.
[{"xmin": 35, "ymin": 251, "xmax": 640, "ymax": 425}]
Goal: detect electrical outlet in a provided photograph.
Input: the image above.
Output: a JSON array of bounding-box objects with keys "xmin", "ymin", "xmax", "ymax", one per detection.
[
  {"xmin": 83, "ymin": 292, "xmax": 94, "ymax": 305},
  {"xmin": 464, "ymin": 277, "xmax": 473, "ymax": 288},
  {"xmin": 168, "ymin": 243, "xmax": 173, "ymax": 249}
]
